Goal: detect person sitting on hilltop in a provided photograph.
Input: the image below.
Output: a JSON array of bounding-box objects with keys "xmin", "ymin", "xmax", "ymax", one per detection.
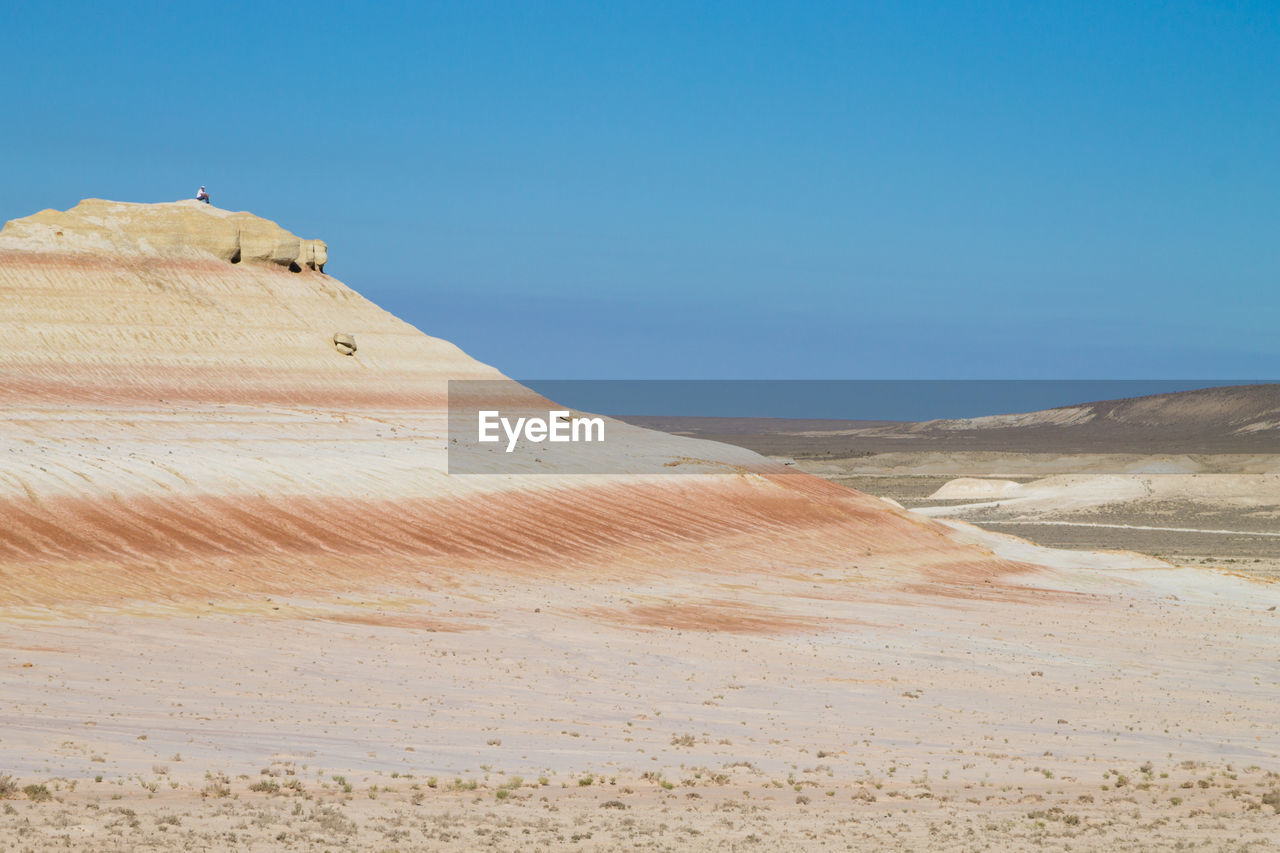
[{"xmin": 195, "ymin": 186, "xmax": 211, "ymax": 204}]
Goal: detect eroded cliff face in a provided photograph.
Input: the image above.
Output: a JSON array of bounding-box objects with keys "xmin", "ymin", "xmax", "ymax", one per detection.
[
  {"xmin": 0, "ymin": 199, "xmax": 327, "ymax": 270},
  {"xmin": 0, "ymin": 200, "xmax": 1028, "ymax": 607}
]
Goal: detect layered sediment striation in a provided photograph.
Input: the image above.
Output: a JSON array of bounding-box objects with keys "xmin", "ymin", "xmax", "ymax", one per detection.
[{"xmin": 0, "ymin": 200, "xmax": 1035, "ymax": 607}]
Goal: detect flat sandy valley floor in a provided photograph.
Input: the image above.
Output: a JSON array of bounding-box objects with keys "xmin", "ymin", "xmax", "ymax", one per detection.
[
  {"xmin": 796, "ymin": 453, "xmax": 1280, "ymax": 582},
  {"xmin": 2, "ymin": 552, "xmax": 1278, "ymax": 850}
]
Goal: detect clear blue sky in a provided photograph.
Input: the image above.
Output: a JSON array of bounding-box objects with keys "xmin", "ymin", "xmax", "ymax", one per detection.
[{"xmin": 3, "ymin": 1, "xmax": 1277, "ymax": 380}]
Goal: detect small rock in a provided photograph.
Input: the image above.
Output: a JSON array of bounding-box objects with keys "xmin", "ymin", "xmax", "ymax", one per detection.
[{"xmin": 332, "ymin": 333, "xmax": 357, "ymax": 356}]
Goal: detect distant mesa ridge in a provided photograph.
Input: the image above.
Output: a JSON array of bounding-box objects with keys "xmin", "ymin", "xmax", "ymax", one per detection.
[
  {"xmin": 622, "ymin": 383, "xmax": 1280, "ymax": 455},
  {"xmin": 0, "ymin": 198, "xmax": 327, "ymax": 272},
  {"xmin": 918, "ymin": 383, "xmax": 1280, "ymax": 436}
]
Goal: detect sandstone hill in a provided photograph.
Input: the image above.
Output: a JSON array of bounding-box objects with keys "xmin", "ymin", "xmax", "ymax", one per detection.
[{"xmin": 0, "ymin": 199, "xmax": 1031, "ymax": 608}]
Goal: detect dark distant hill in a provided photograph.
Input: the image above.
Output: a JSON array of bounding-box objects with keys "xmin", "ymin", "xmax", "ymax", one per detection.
[{"xmin": 618, "ymin": 383, "xmax": 1280, "ymax": 455}]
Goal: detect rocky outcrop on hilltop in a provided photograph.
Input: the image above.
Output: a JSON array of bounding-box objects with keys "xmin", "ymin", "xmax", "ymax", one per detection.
[{"xmin": 0, "ymin": 198, "xmax": 327, "ymax": 271}]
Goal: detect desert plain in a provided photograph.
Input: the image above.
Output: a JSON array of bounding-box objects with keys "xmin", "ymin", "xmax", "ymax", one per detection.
[{"xmin": 0, "ymin": 201, "xmax": 1277, "ymax": 851}]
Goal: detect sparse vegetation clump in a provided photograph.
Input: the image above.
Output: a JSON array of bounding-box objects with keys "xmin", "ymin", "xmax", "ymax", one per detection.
[
  {"xmin": 307, "ymin": 805, "xmax": 356, "ymax": 836},
  {"xmin": 22, "ymin": 784, "xmax": 52, "ymax": 802},
  {"xmin": 200, "ymin": 773, "xmax": 231, "ymax": 799}
]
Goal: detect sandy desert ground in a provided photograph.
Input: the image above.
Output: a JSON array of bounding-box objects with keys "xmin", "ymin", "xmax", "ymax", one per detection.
[{"xmin": 3, "ymin": 551, "xmax": 1279, "ymax": 851}]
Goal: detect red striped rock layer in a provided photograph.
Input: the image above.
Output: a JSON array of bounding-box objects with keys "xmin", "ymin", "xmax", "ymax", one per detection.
[{"xmin": 0, "ymin": 236, "xmax": 1028, "ymax": 609}]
